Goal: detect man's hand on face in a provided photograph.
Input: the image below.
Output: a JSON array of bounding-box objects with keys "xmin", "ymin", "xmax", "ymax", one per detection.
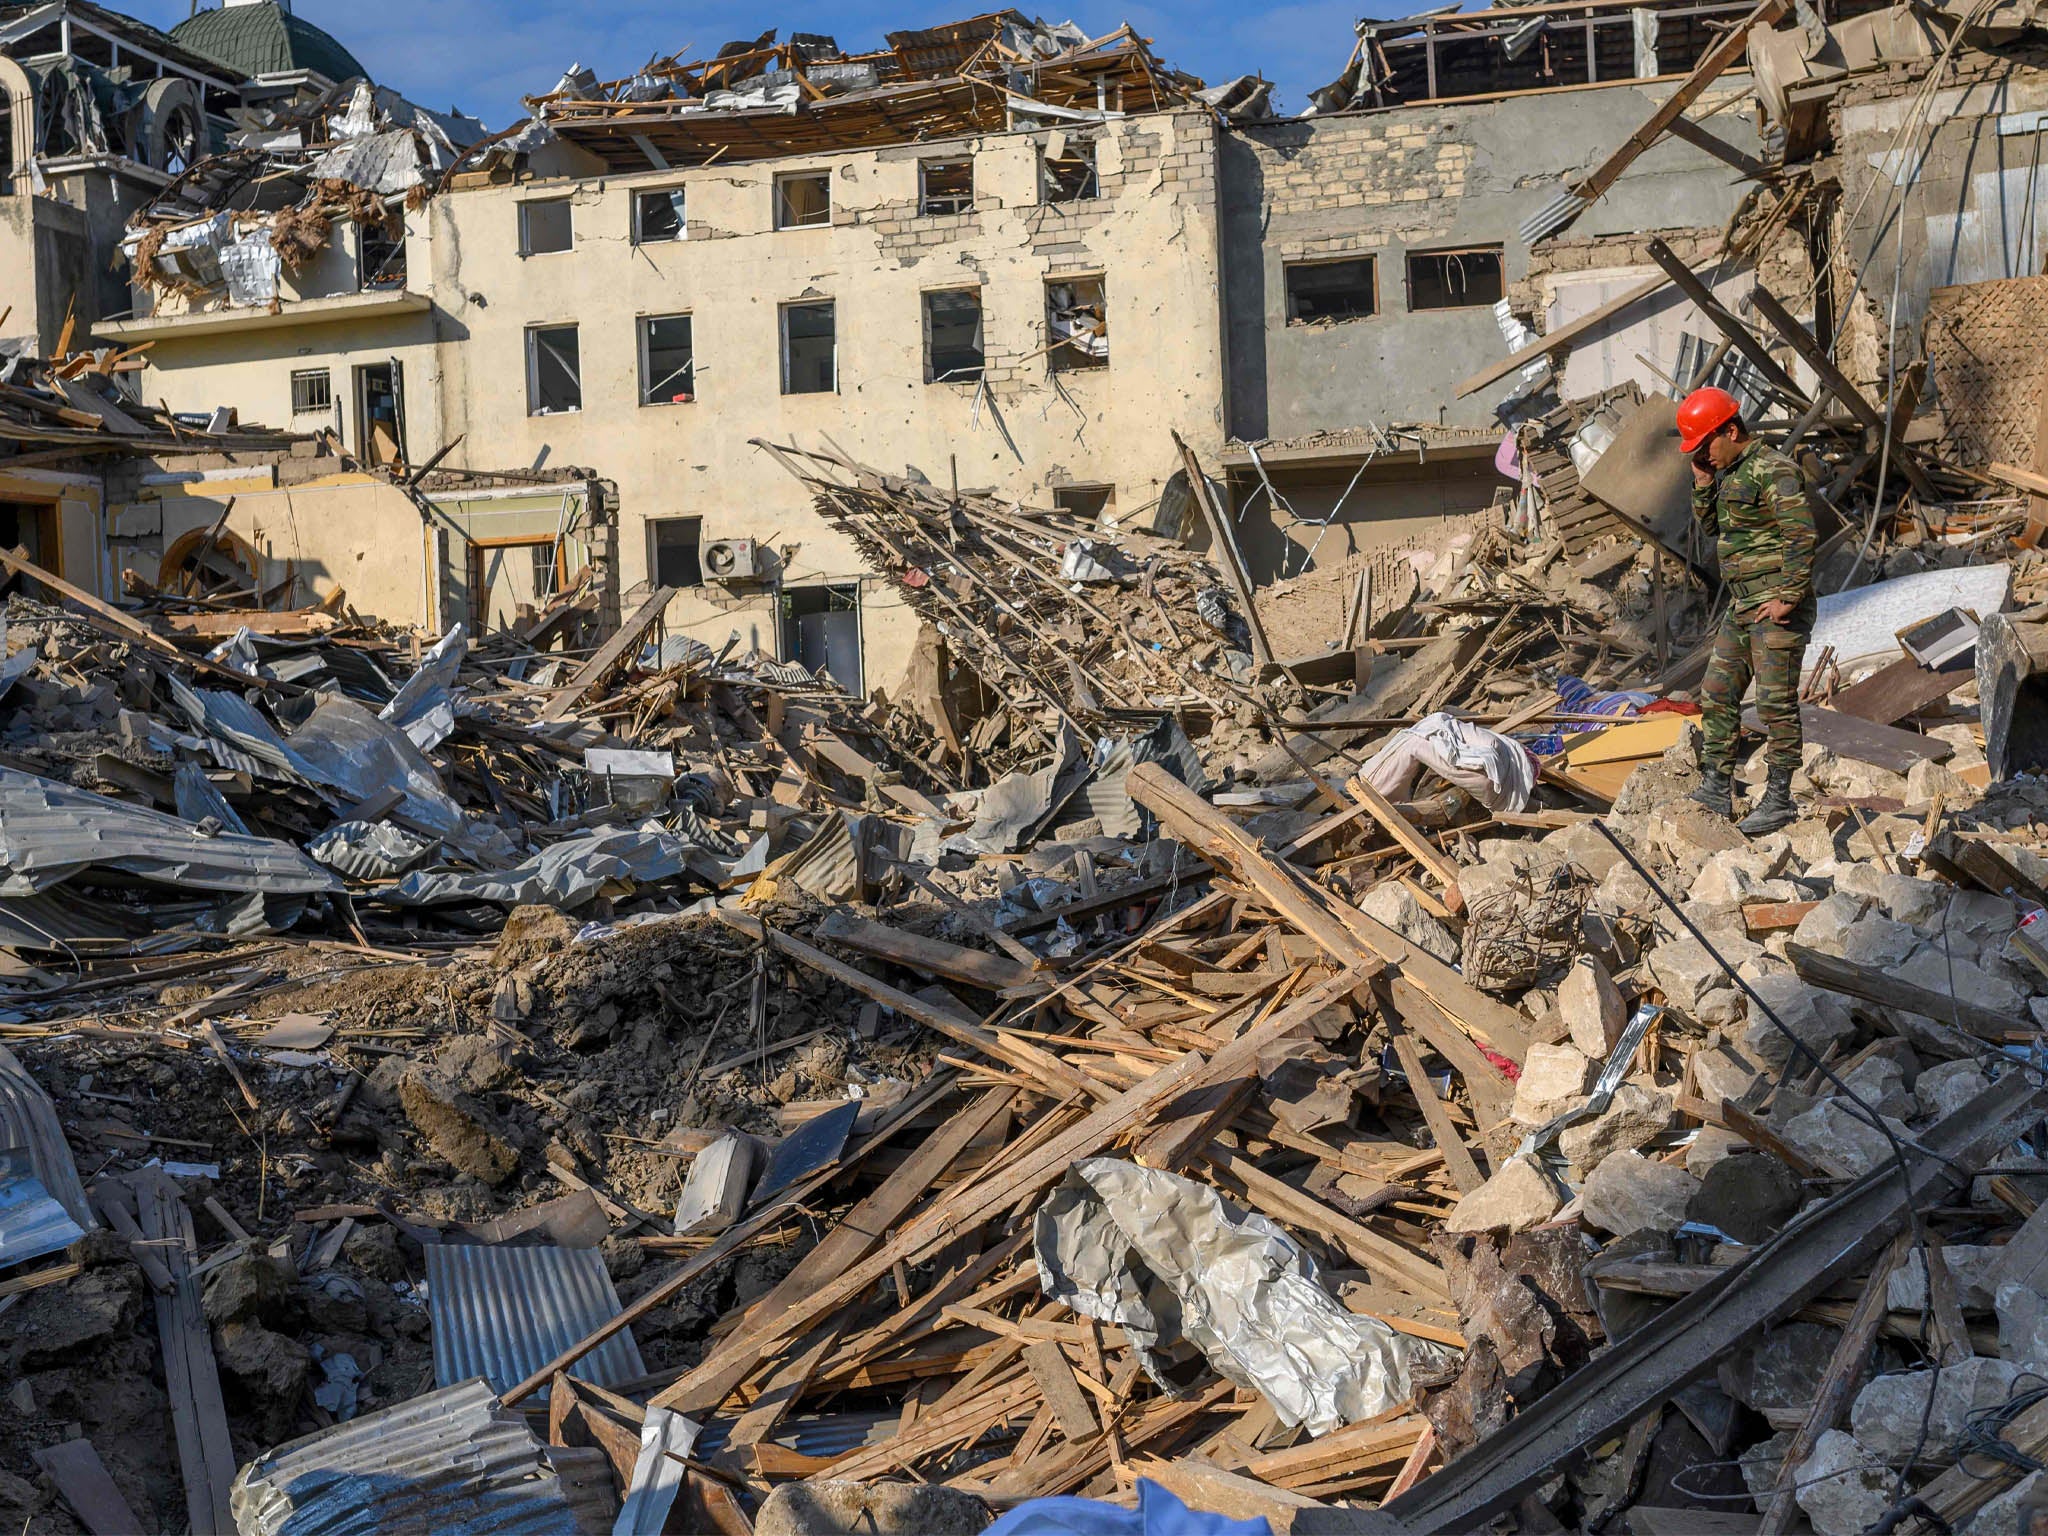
[
  {"xmin": 1692, "ymin": 461, "xmax": 1715, "ymax": 487},
  {"xmin": 1755, "ymin": 599, "xmax": 1793, "ymax": 623}
]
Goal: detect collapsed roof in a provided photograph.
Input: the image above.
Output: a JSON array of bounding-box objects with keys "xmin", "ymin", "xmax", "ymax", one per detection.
[{"xmin": 514, "ymin": 11, "xmax": 1255, "ymax": 173}]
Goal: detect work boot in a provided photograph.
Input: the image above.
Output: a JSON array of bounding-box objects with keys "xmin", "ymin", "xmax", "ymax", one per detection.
[
  {"xmin": 1689, "ymin": 766, "xmax": 1735, "ymax": 819},
  {"xmin": 1738, "ymin": 766, "xmax": 1798, "ymax": 837}
]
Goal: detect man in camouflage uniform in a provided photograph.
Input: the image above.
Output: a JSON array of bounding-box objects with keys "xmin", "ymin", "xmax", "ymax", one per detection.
[{"xmin": 1677, "ymin": 386, "xmax": 1816, "ymax": 837}]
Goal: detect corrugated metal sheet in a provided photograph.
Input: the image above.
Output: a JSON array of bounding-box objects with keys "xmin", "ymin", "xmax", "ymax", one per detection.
[
  {"xmin": 0, "ymin": 770, "xmax": 341, "ymax": 897},
  {"xmin": 229, "ymin": 1378, "xmax": 590, "ymax": 1536},
  {"xmin": 424, "ymin": 1243, "xmax": 645, "ymax": 1398},
  {"xmin": 0, "ymin": 1044, "xmax": 93, "ymax": 1237},
  {"xmin": 0, "ymin": 1149, "xmax": 87, "ymax": 1271}
]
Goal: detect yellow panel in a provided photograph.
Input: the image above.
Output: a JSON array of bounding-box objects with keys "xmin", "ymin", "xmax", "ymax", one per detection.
[{"xmin": 1563, "ymin": 713, "xmax": 1688, "ymax": 768}]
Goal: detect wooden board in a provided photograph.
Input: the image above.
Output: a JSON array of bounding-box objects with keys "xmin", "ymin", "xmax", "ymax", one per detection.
[
  {"xmin": 1736, "ymin": 703, "xmax": 1950, "ymax": 773},
  {"xmin": 1825, "ymin": 656, "xmax": 1971, "ymax": 727},
  {"xmin": 1562, "ymin": 714, "xmax": 1688, "ymax": 768},
  {"xmin": 135, "ymin": 1173, "xmax": 235, "ymax": 1536},
  {"xmin": 30, "ymin": 1440, "xmax": 153, "ymax": 1536},
  {"xmin": 538, "ymin": 585, "xmax": 678, "ymax": 721}
]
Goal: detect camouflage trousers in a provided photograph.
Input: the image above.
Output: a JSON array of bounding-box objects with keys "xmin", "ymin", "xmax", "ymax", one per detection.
[{"xmin": 1699, "ymin": 595, "xmax": 1817, "ymax": 776}]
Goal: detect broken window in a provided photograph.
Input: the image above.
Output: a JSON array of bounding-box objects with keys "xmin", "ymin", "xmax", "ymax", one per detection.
[
  {"xmin": 359, "ymin": 223, "xmax": 405, "ymax": 290},
  {"xmin": 1054, "ymin": 485, "xmax": 1117, "ymax": 524},
  {"xmin": 1046, "ymin": 277, "xmax": 1108, "ymax": 372},
  {"xmin": 640, "ymin": 314, "xmax": 696, "ymax": 405},
  {"xmin": 1041, "ymin": 135, "xmax": 1100, "ymax": 203},
  {"xmin": 775, "ymin": 171, "xmax": 831, "ymax": 230},
  {"xmin": 634, "ymin": 187, "xmax": 686, "ymax": 243},
  {"xmin": 1285, "ymin": 257, "xmax": 1378, "ymax": 324},
  {"xmin": 650, "ymin": 516, "xmax": 703, "ymax": 588},
  {"xmin": 1407, "ymin": 247, "xmax": 1505, "ymax": 311},
  {"xmin": 924, "ymin": 289, "xmax": 984, "ymax": 383},
  {"xmin": 290, "ymin": 368, "xmax": 331, "ymax": 415},
  {"xmin": 526, "ymin": 324, "xmax": 581, "ymax": 415},
  {"xmin": 782, "ymin": 301, "xmax": 836, "ymax": 394},
  {"xmin": 919, "ymin": 157, "xmax": 973, "ymax": 216},
  {"xmin": 519, "ymin": 199, "xmax": 573, "ymax": 256}
]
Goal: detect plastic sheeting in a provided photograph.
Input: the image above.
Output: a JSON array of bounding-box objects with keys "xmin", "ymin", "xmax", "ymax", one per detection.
[
  {"xmin": 1360, "ymin": 710, "xmax": 1538, "ymax": 814},
  {"xmin": 985, "ymin": 1478, "xmax": 1273, "ymax": 1536},
  {"xmin": 1035, "ymin": 1158, "xmax": 1418, "ymax": 1436}
]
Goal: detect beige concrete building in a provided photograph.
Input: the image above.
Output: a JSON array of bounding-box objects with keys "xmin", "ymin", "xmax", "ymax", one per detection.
[{"xmin": 108, "ymin": 102, "xmax": 1231, "ymax": 696}]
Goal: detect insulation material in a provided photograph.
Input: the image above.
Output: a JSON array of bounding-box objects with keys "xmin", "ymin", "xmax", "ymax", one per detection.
[
  {"xmin": 1034, "ymin": 1158, "xmax": 1420, "ymax": 1435},
  {"xmin": 1803, "ymin": 562, "xmax": 2013, "ymax": 677}
]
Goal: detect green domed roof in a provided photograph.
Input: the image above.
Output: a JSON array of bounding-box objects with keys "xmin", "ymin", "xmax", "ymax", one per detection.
[{"xmin": 170, "ymin": 4, "xmax": 368, "ymax": 86}]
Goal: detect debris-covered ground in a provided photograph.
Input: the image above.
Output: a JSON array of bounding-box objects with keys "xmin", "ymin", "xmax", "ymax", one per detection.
[{"xmin": 11, "ymin": 3, "xmax": 2048, "ymax": 1536}]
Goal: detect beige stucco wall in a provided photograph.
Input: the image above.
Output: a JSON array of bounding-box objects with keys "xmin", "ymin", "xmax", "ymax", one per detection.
[
  {"xmin": 108, "ymin": 472, "xmax": 436, "ymax": 625},
  {"xmin": 124, "ymin": 107, "xmax": 1230, "ymax": 694}
]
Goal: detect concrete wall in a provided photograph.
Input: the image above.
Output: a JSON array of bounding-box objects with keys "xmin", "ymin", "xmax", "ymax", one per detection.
[
  {"xmin": 1219, "ymin": 80, "xmax": 1763, "ymax": 439},
  {"xmin": 123, "ymin": 108, "xmax": 1231, "ymax": 693},
  {"xmin": 419, "ymin": 106, "xmax": 1229, "ymax": 691},
  {"xmin": 1832, "ymin": 57, "xmax": 2048, "ymax": 394}
]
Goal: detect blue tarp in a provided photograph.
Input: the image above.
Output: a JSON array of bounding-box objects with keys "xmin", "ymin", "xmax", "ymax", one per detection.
[{"xmin": 986, "ymin": 1479, "xmax": 1272, "ymax": 1536}]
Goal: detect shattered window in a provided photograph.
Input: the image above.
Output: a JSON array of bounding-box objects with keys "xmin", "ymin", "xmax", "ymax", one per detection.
[
  {"xmin": 782, "ymin": 301, "xmax": 836, "ymax": 394},
  {"xmin": 1046, "ymin": 277, "xmax": 1108, "ymax": 372},
  {"xmin": 519, "ymin": 199, "xmax": 573, "ymax": 256},
  {"xmin": 1041, "ymin": 136, "xmax": 1099, "ymax": 203},
  {"xmin": 924, "ymin": 289, "xmax": 984, "ymax": 383},
  {"xmin": 640, "ymin": 314, "xmax": 696, "ymax": 405},
  {"xmin": 359, "ymin": 224, "xmax": 405, "ymax": 291},
  {"xmin": 650, "ymin": 516, "xmax": 704, "ymax": 588},
  {"xmin": 526, "ymin": 324, "xmax": 582, "ymax": 414},
  {"xmin": 1407, "ymin": 247, "xmax": 1505, "ymax": 311},
  {"xmin": 775, "ymin": 172, "xmax": 831, "ymax": 230},
  {"xmin": 1285, "ymin": 257, "xmax": 1378, "ymax": 324},
  {"xmin": 290, "ymin": 369, "xmax": 331, "ymax": 415},
  {"xmin": 635, "ymin": 187, "xmax": 686, "ymax": 243},
  {"xmin": 919, "ymin": 158, "xmax": 973, "ymax": 216}
]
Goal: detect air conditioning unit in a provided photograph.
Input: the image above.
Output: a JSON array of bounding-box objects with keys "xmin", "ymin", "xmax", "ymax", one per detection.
[{"xmin": 701, "ymin": 537, "xmax": 759, "ymax": 582}]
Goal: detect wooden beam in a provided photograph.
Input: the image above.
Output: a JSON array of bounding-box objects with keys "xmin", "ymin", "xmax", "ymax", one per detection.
[
  {"xmin": 0, "ymin": 546, "xmax": 257, "ymax": 689},
  {"xmin": 1644, "ymin": 237, "xmax": 1809, "ymax": 405},
  {"xmin": 1174, "ymin": 430, "xmax": 1272, "ymax": 665},
  {"xmin": 1747, "ymin": 286, "xmax": 1938, "ymax": 500},
  {"xmin": 1383, "ymin": 1009, "xmax": 1486, "ymax": 1194},
  {"xmin": 1787, "ymin": 941, "xmax": 2016, "ymax": 1042},
  {"xmin": 813, "ymin": 911, "xmax": 1037, "ymax": 991},
  {"xmin": 1455, "ymin": 273, "xmax": 1671, "ymax": 398},
  {"xmin": 539, "ymin": 584, "xmax": 677, "ymax": 721}
]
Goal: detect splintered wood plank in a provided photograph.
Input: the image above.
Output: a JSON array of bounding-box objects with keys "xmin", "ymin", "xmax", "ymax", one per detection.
[
  {"xmin": 1024, "ymin": 1340, "xmax": 1101, "ymax": 1440},
  {"xmin": 1384, "ymin": 1018, "xmax": 1486, "ymax": 1195},
  {"xmin": 1203, "ymin": 1146, "xmax": 1449, "ymax": 1301},
  {"xmin": 135, "ymin": 1173, "xmax": 235, "ymax": 1536},
  {"xmin": 30, "ymin": 1440, "xmax": 153, "ymax": 1536}
]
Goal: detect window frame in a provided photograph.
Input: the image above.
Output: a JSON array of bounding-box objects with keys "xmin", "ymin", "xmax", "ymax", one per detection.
[
  {"xmin": 524, "ymin": 322, "xmax": 583, "ymax": 416},
  {"xmin": 774, "ymin": 170, "xmax": 832, "ymax": 231},
  {"xmin": 1040, "ymin": 136, "xmax": 1100, "ymax": 204},
  {"xmin": 289, "ymin": 367, "xmax": 332, "ymax": 415},
  {"xmin": 648, "ymin": 515, "xmax": 704, "ymax": 589},
  {"xmin": 1045, "ymin": 275, "xmax": 1109, "ymax": 373},
  {"xmin": 1404, "ymin": 245, "xmax": 1507, "ymax": 312},
  {"xmin": 918, "ymin": 156, "xmax": 974, "ymax": 217},
  {"xmin": 518, "ymin": 198, "xmax": 574, "ymax": 257},
  {"xmin": 632, "ymin": 185, "xmax": 688, "ymax": 245},
  {"xmin": 1283, "ymin": 255, "xmax": 1380, "ymax": 325},
  {"xmin": 638, "ymin": 312, "xmax": 697, "ymax": 407},
  {"xmin": 922, "ymin": 286, "xmax": 985, "ymax": 384},
  {"xmin": 780, "ymin": 299, "xmax": 838, "ymax": 395},
  {"xmin": 1052, "ymin": 485, "xmax": 1117, "ymax": 523}
]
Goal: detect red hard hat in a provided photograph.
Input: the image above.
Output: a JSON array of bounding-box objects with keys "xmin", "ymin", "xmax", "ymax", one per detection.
[{"xmin": 1676, "ymin": 386, "xmax": 1741, "ymax": 454}]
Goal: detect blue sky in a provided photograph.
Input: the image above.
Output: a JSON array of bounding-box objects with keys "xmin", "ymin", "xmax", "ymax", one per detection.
[{"xmin": 122, "ymin": 1, "xmax": 1360, "ymax": 126}]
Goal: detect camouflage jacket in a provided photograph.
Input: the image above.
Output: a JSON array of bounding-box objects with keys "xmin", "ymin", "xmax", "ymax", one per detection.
[{"xmin": 1692, "ymin": 440, "xmax": 1816, "ymax": 614}]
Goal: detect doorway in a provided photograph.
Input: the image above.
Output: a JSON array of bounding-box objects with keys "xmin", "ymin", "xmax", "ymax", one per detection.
[
  {"xmin": 353, "ymin": 362, "xmax": 406, "ymax": 469},
  {"xmin": 0, "ymin": 501, "xmax": 59, "ymax": 594},
  {"xmin": 780, "ymin": 583, "xmax": 863, "ymax": 695},
  {"xmin": 466, "ymin": 537, "xmax": 562, "ymax": 632}
]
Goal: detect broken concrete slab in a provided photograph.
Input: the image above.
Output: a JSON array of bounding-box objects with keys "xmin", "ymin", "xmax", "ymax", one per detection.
[
  {"xmin": 397, "ymin": 1067, "xmax": 520, "ymax": 1185},
  {"xmin": 1719, "ymin": 1320, "xmax": 1842, "ymax": 1427},
  {"xmin": 1690, "ymin": 1152, "xmax": 1804, "ymax": 1244},
  {"xmin": 1559, "ymin": 953, "xmax": 1627, "ymax": 1058},
  {"xmin": 1737, "ymin": 971, "xmax": 1859, "ymax": 1075},
  {"xmin": 1357, "ymin": 880, "xmax": 1460, "ymax": 966},
  {"xmin": 755, "ymin": 1477, "xmax": 992, "ymax": 1536},
  {"xmin": 1559, "ymin": 1081, "xmax": 1674, "ymax": 1171},
  {"xmin": 1510, "ymin": 1042, "xmax": 1595, "ymax": 1127},
  {"xmin": 1917, "ymin": 1058, "xmax": 1994, "ymax": 1120},
  {"xmin": 1888, "ymin": 1244, "xmax": 2003, "ymax": 1312},
  {"xmin": 1795, "ymin": 1428, "xmax": 1896, "ymax": 1536},
  {"xmin": 1850, "ymin": 1355, "xmax": 2024, "ymax": 1463},
  {"xmin": 1781, "ymin": 1098, "xmax": 1914, "ymax": 1179}
]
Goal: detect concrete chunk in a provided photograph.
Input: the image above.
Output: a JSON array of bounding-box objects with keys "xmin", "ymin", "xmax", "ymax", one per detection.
[
  {"xmin": 1510, "ymin": 1042, "xmax": 1594, "ymax": 1127},
  {"xmin": 1559, "ymin": 1080, "xmax": 1673, "ymax": 1171},
  {"xmin": 1850, "ymin": 1357, "xmax": 2023, "ymax": 1463},
  {"xmin": 1795, "ymin": 1429, "xmax": 1894, "ymax": 1536},
  {"xmin": 1579, "ymin": 1149, "xmax": 1700, "ymax": 1238},
  {"xmin": 1446, "ymin": 1154, "xmax": 1569, "ymax": 1234},
  {"xmin": 1560, "ymin": 953, "xmax": 1627, "ymax": 1058}
]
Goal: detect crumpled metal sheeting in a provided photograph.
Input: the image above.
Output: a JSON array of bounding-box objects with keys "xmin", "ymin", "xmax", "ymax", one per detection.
[
  {"xmin": 289, "ymin": 699, "xmax": 514, "ymax": 866},
  {"xmin": 227, "ymin": 1378, "xmax": 592, "ymax": 1536},
  {"xmin": 175, "ymin": 760, "xmax": 252, "ymax": 836},
  {"xmin": 307, "ymin": 821, "xmax": 441, "ymax": 881},
  {"xmin": 386, "ymin": 825, "xmax": 720, "ymax": 909},
  {"xmin": 0, "ymin": 769, "xmax": 341, "ymax": 897},
  {"xmin": 169, "ymin": 676, "xmax": 312, "ymax": 782},
  {"xmin": 422, "ymin": 1243, "xmax": 645, "ymax": 1399},
  {"xmin": 0, "ymin": 1149, "xmax": 88, "ymax": 1272},
  {"xmin": 0, "ymin": 1042, "xmax": 95, "ymax": 1254},
  {"xmin": 380, "ymin": 624, "xmax": 466, "ymax": 732},
  {"xmin": 1035, "ymin": 1157, "xmax": 1418, "ymax": 1436},
  {"xmin": 307, "ymin": 128, "xmax": 426, "ymax": 195}
]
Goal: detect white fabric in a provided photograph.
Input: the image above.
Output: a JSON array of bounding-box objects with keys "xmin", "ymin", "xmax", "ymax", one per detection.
[{"xmin": 1361, "ymin": 710, "xmax": 1537, "ymax": 813}]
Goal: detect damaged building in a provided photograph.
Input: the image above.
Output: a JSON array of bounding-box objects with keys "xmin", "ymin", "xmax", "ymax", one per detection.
[{"xmin": 5, "ymin": 0, "xmax": 2048, "ymax": 1533}]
